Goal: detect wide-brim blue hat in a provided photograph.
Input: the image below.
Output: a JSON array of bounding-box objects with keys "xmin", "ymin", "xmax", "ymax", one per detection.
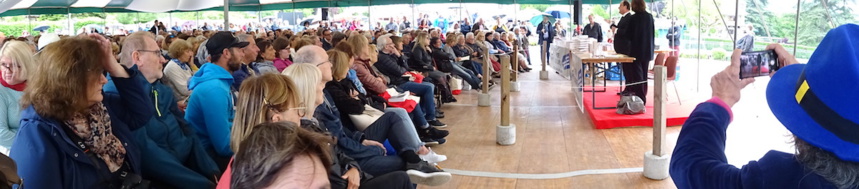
[{"xmin": 767, "ymin": 24, "xmax": 859, "ymax": 162}]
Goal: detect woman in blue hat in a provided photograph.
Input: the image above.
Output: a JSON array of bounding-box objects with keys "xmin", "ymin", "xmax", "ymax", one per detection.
[{"xmin": 670, "ymin": 24, "xmax": 859, "ymax": 189}]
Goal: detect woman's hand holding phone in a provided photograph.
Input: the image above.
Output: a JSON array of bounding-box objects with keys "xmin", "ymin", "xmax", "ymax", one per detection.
[{"xmin": 766, "ymin": 44, "xmax": 800, "ymax": 77}]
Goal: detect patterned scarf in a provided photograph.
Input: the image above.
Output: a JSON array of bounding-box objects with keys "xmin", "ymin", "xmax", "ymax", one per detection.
[{"xmin": 64, "ymin": 103, "xmax": 127, "ymax": 172}]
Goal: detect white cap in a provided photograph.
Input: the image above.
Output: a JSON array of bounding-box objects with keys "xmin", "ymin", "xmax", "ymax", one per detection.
[{"xmin": 38, "ymin": 33, "xmax": 60, "ymax": 50}]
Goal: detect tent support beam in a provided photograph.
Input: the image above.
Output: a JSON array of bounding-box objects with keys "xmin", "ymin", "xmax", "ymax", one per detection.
[
  {"xmin": 224, "ymin": 0, "xmax": 230, "ymax": 31},
  {"xmin": 793, "ymin": 0, "xmax": 800, "ymax": 55}
]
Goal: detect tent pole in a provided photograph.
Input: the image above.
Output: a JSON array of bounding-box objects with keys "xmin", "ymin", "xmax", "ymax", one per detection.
[
  {"xmin": 792, "ymin": 0, "xmax": 799, "ymax": 55},
  {"xmin": 732, "ymin": 0, "xmax": 738, "ymax": 50},
  {"xmin": 68, "ymin": 9, "xmax": 73, "ymax": 35},
  {"xmin": 28, "ymin": 9, "xmax": 31, "ymax": 35},
  {"xmin": 368, "ymin": 1, "xmax": 371, "ymax": 31},
  {"xmin": 697, "ymin": 0, "xmax": 701, "ymax": 92},
  {"xmin": 224, "ymin": 0, "xmax": 230, "ymax": 31}
]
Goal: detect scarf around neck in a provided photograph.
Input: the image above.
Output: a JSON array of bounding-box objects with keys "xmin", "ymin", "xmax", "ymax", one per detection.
[
  {"xmin": 0, "ymin": 79, "xmax": 24, "ymax": 92},
  {"xmin": 64, "ymin": 103, "xmax": 127, "ymax": 172}
]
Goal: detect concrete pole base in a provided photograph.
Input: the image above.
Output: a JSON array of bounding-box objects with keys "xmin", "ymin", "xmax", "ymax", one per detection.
[
  {"xmin": 510, "ymin": 81, "xmax": 520, "ymax": 92},
  {"xmin": 496, "ymin": 124, "xmax": 516, "ymax": 145},
  {"xmin": 478, "ymin": 93, "xmax": 491, "ymax": 107},
  {"xmin": 643, "ymin": 151, "xmax": 671, "ymax": 180},
  {"xmin": 539, "ymin": 70, "xmax": 549, "ymax": 80}
]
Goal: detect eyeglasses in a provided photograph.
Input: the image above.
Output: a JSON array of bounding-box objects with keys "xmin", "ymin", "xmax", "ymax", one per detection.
[
  {"xmin": 315, "ymin": 60, "xmax": 331, "ymax": 67},
  {"xmin": 290, "ymin": 106, "xmax": 307, "ymax": 118},
  {"xmin": 264, "ymin": 98, "xmax": 307, "ymax": 118},
  {"xmin": 137, "ymin": 49, "xmax": 161, "ymax": 55},
  {"xmin": 0, "ymin": 62, "xmax": 19, "ymax": 70}
]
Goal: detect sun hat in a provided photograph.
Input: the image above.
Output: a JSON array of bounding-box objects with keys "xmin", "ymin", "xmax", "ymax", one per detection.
[
  {"xmin": 37, "ymin": 33, "xmax": 60, "ymax": 51},
  {"xmin": 766, "ymin": 24, "xmax": 859, "ymax": 162}
]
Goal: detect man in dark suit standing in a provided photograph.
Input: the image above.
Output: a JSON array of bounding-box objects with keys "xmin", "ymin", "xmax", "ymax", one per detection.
[
  {"xmin": 613, "ymin": 1, "xmax": 633, "ymax": 55},
  {"xmin": 623, "ymin": 0, "xmax": 655, "ymax": 104},
  {"xmin": 536, "ymin": 15, "xmax": 556, "ymax": 64}
]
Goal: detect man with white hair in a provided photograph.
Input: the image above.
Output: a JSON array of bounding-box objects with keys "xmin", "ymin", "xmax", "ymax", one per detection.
[
  {"xmin": 231, "ymin": 34, "xmax": 261, "ymax": 89},
  {"xmin": 293, "ymin": 45, "xmax": 333, "ymax": 81},
  {"xmin": 108, "ymin": 31, "xmax": 220, "ymax": 188}
]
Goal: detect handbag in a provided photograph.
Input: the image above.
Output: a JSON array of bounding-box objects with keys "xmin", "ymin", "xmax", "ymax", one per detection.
[
  {"xmin": 616, "ymin": 93, "xmax": 646, "ymax": 115},
  {"xmin": 348, "ymin": 104, "xmax": 386, "ymax": 131},
  {"xmin": 433, "ymin": 58, "xmax": 454, "ymax": 73},
  {"xmin": 449, "ymin": 77, "xmax": 462, "ymax": 95}
]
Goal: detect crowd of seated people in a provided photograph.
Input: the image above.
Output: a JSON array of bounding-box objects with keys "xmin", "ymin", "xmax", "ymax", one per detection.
[{"xmin": 0, "ymin": 18, "xmax": 539, "ymax": 188}]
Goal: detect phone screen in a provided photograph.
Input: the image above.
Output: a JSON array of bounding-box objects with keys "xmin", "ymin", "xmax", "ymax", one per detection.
[{"xmin": 739, "ymin": 50, "xmax": 780, "ymax": 79}]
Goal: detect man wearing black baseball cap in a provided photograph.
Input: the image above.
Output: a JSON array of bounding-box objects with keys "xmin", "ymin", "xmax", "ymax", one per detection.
[{"xmin": 185, "ymin": 31, "xmax": 249, "ymax": 170}]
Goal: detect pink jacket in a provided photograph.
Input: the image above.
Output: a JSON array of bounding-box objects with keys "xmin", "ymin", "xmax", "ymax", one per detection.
[
  {"xmin": 350, "ymin": 61, "xmax": 388, "ymax": 95},
  {"xmin": 274, "ymin": 58, "xmax": 292, "ymax": 72}
]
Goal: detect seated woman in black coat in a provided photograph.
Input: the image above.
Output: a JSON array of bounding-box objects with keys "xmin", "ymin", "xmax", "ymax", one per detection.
[{"xmin": 409, "ymin": 32, "xmax": 456, "ymax": 103}]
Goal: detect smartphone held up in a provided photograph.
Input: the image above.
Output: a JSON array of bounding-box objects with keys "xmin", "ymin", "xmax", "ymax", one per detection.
[{"xmin": 739, "ymin": 50, "xmax": 781, "ymax": 79}]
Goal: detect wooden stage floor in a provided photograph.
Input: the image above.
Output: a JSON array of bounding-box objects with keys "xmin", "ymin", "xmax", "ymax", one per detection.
[{"xmin": 418, "ymin": 68, "xmax": 682, "ymax": 189}]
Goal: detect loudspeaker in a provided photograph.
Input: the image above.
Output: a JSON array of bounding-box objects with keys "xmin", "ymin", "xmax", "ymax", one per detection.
[{"xmin": 322, "ymin": 8, "xmax": 329, "ymax": 21}]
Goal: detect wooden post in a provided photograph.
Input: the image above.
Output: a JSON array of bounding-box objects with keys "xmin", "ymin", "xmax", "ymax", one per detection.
[
  {"xmin": 478, "ymin": 46, "xmax": 491, "ymax": 107},
  {"xmin": 644, "ymin": 65, "xmax": 670, "ymax": 180},
  {"xmin": 539, "ymin": 41, "xmax": 549, "ymax": 80},
  {"xmin": 482, "ymin": 47, "xmax": 490, "ymax": 93},
  {"xmin": 653, "ymin": 66, "xmax": 667, "ymax": 156},
  {"xmin": 500, "ymin": 55, "xmax": 511, "ymax": 126},
  {"xmin": 541, "ymin": 41, "xmax": 547, "ymax": 71},
  {"xmin": 512, "ymin": 40, "xmax": 519, "ymax": 81},
  {"xmin": 497, "ymin": 54, "xmax": 515, "ymax": 145}
]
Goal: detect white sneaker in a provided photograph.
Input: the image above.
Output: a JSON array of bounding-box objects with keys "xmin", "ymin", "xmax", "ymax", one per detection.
[
  {"xmin": 406, "ymin": 170, "xmax": 452, "ymax": 186},
  {"xmin": 419, "ymin": 148, "xmax": 447, "ymax": 164}
]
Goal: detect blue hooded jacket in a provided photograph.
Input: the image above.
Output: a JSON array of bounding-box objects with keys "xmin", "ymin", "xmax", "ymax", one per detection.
[
  {"xmin": 104, "ymin": 79, "xmax": 220, "ymax": 189},
  {"xmin": 11, "ymin": 67, "xmax": 153, "ymax": 189},
  {"xmin": 185, "ymin": 63, "xmax": 236, "ymax": 157}
]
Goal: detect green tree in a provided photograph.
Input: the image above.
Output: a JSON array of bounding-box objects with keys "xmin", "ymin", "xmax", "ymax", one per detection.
[
  {"xmin": 796, "ymin": 0, "xmax": 856, "ymax": 47},
  {"xmin": 37, "ymin": 14, "xmax": 66, "ymax": 21},
  {"xmin": 520, "ymin": 4, "xmax": 550, "ymax": 12},
  {"xmin": 745, "ymin": 0, "xmax": 775, "ymax": 37},
  {"xmin": 662, "ymin": 0, "xmax": 724, "ymax": 35},
  {"xmin": 113, "ymin": 13, "xmax": 158, "ymax": 24},
  {"xmin": 590, "ymin": 5, "xmax": 610, "ymax": 20}
]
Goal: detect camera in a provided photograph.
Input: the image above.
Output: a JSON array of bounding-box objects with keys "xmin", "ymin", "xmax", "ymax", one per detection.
[{"xmin": 739, "ymin": 50, "xmax": 781, "ymax": 79}]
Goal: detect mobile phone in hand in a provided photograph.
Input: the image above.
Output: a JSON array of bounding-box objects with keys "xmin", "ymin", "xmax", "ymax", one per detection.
[{"xmin": 739, "ymin": 50, "xmax": 781, "ymax": 79}]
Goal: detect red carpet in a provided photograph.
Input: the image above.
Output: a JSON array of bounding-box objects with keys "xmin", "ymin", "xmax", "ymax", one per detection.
[{"xmin": 582, "ymin": 86, "xmax": 698, "ymax": 129}]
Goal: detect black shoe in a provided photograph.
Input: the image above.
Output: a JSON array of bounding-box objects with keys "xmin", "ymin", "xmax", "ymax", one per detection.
[
  {"xmin": 442, "ymin": 97, "xmax": 457, "ymax": 103},
  {"xmin": 435, "ymin": 113, "xmax": 445, "ymax": 119},
  {"xmin": 480, "ymin": 82, "xmax": 496, "ymax": 90},
  {"xmin": 428, "ymin": 120, "xmax": 447, "ymax": 128},
  {"xmin": 435, "ymin": 138, "xmax": 447, "ymax": 145},
  {"xmin": 423, "ymin": 127, "xmax": 449, "ymax": 139},
  {"xmin": 405, "ymin": 161, "xmax": 452, "ymax": 186},
  {"xmin": 420, "ymin": 137, "xmax": 440, "ymax": 145}
]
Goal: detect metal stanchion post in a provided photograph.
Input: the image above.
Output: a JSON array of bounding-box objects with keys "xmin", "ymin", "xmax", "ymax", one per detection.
[
  {"xmin": 511, "ymin": 40, "xmax": 520, "ymax": 92},
  {"xmin": 540, "ymin": 41, "xmax": 549, "ymax": 80},
  {"xmin": 478, "ymin": 47, "xmax": 491, "ymax": 107},
  {"xmin": 644, "ymin": 66, "xmax": 670, "ymax": 180},
  {"xmin": 497, "ymin": 55, "xmax": 515, "ymax": 145}
]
